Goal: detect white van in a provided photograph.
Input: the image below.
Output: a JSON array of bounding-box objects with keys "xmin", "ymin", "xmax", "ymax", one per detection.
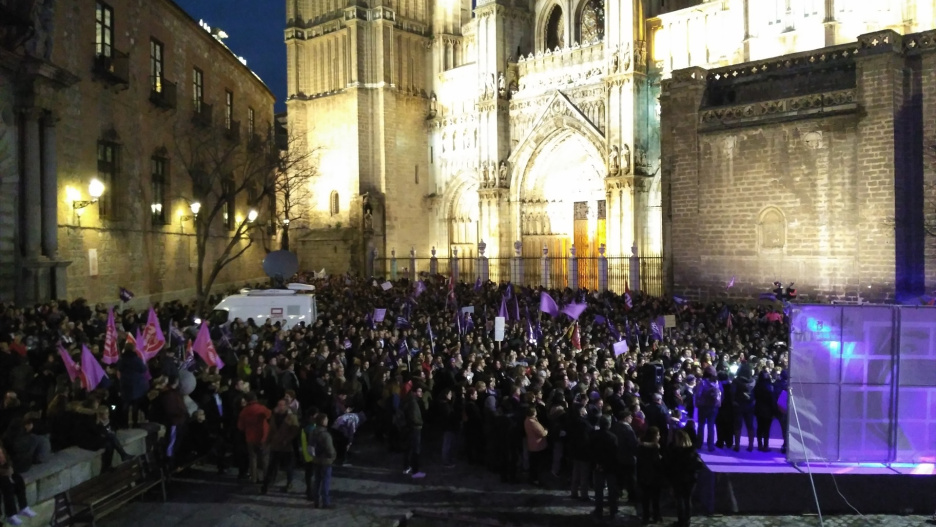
[{"xmin": 209, "ymin": 283, "xmax": 318, "ymax": 330}]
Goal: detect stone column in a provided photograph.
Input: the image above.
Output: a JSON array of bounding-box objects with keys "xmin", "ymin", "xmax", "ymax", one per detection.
[
  {"xmin": 409, "ymin": 247, "xmax": 416, "ymax": 281},
  {"xmin": 598, "ymin": 244, "xmax": 608, "ymax": 292},
  {"xmin": 390, "ymin": 248, "xmax": 398, "ymax": 280},
  {"xmin": 451, "ymin": 247, "xmax": 459, "ymax": 283},
  {"xmin": 429, "ymin": 246, "xmax": 438, "ymax": 275},
  {"xmin": 41, "ymin": 114, "xmax": 58, "ymax": 259},
  {"xmin": 510, "ymin": 240, "xmax": 524, "ymax": 285},
  {"xmin": 23, "ymin": 111, "xmax": 42, "ymax": 259},
  {"xmin": 629, "ymin": 244, "xmax": 641, "ymax": 293},
  {"xmin": 367, "ymin": 247, "xmax": 377, "ymax": 278},
  {"xmin": 477, "ymin": 240, "xmax": 489, "ymax": 283},
  {"xmin": 541, "ymin": 245, "xmax": 551, "ymax": 288},
  {"xmin": 823, "ymin": 0, "xmax": 837, "ymax": 46},
  {"xmin": 567, "ymin": 246, "xmax": 579, "ymax": 290}
]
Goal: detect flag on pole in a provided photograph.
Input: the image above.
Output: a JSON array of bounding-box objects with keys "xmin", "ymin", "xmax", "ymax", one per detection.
[
  {"xmin": 525, "ymin": 306, "xmax": 535, "ymax": 342},
  {"xmin": 184, "ymin": 339, "xmax": 194, "ymax": 362},
  {"xmin": 726, "ymin": 276, "xmax": 736, "ymax": 290},
  {"xmin": 58, "ymin": 343, "xmax": 79, "ymax": 382},
  {"xmin": 606, "ymin": 318, "xmax": 622, "ymax": 341},
  {"xmin": 726, "ymin": 313, "xmax": 734, "ymax": 330},
  {"xmin": 119, "ymin": 287, "xmax": 134, "ymax": 303},
  {"xmin": 624, "ymin": 281, "xmax": 633, "ymax": 310},
  {"xmin": 193, "ymin": 322, "xmax": 225, "ymax": 370},
  {"xmin": 142, "ymin": 307, "xmax": 165, "ymax": 361},
  {"xmin": 613, "ymin": 340, "xmax": 629, "ymax": 356},
  {"xmin": 413, "ymin": 280, "xmax": 426, "ymax": 297},
  {"xmin": 651, "ymin": 316, "xmax": 664, "ymax": 341},
  {"xmin": 498, "ymin": 296, "xmax": 509, "ymax": 320},
  {"xmin": 571, "ymin": 322, "xmax": 581, "ymax": 350},
  {"xmin": 474, "ymin": 276, "xmax": 482, "ymax": 292},
  {"xmin": 426, "ymin": 320, "xmax": 435, "ymax": 350},
  {"xmin": 102, "ymin": 307, "xmax": 119, "ymax": 365},
  {"xmin": 135, "ymin": 328, "xmax": 145, "ymax": 361},
  {"xmin": 396, "ymin": 316, "xmax": 412, "ymax": 330},
  {"xmin": 511, "ymin": 295, "xmax": 520, "ymax": 322},
  {"xmin": 539, "ymin": 291, "xmax": 559, "ymax": 317},
  {"xmin": 373, "ymin": 308, "xmax": 387, "ymax": 323},
  {"xmin": 505, "ymin": 283, "xmax": 514, "ymax": 299},
  {"xmin": 80, "ymin": 344, "xmax": 108, "ymax": 391},
  {"xmin": 364, "ymin": 312, "xmax": 376, "ymax": 330},
  {"xmin": 463, "ymin": 311, "xmax": 474, "ymax": 333},
  {"xmin": 561, "ymin": 301, "xmax": 588, "ymax": 320}
]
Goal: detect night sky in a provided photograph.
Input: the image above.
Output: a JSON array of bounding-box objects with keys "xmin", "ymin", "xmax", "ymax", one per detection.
[{"xmin": 174, "ymin": 0, "xmax": 287, "ymax": 112}]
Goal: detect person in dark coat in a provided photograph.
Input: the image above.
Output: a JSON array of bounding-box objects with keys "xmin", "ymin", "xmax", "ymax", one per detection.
[
  {"xmin": 589, "ymin": 415, "xmax": 620, "ymax": 520},
  {"xmin": 636, "ymin": 426, "xmax": 664, "ymax": 524},
  {"xmin": 642, "ymin": 392, "xmax": 670, "ymax": 442},
  {"xmin": 714, "ymin": 371, "xmax": 734, "ymax": 449},
  {"xmin": 611, "ymin": 410, "xmax": 639, "ymax": 503},
  {"xmin": 666, "ymin": 429, "xmax": 704, "ymax": 527},
  {"xmin": 118, "ymin": 346, "xmax": 149, "ymax": 428},
  {"xmin": 731, "ymin": 363, "xmax": 756, "ymax": 452},
  {"xmin": 463, "ymin": 388, "xmax": 484, "ymax": 465},
  {"xmin": 753, "ymin": 369, "xmax": 776, "ymax": 452}
]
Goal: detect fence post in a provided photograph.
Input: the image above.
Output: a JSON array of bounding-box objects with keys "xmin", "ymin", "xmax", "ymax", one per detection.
[
  {"xmin": 430, "ymin": 246, "xmax": 438, "ymax": 275},
  {"xmin": 598, "ymin": 243, "xmax": 608, "ymax": 292},
  {"xmin": 568, "ymin": 245, "xmax": 579, "ymax": 290},
  {"xmin": 367, "ymin": 246, "xmax": 377, "ymax": 278},
  {"xmin": 541, "ymin": 245, "xmax": 551, "ymax": 289},
  {"xmin": 451, "ymin": 247, "xmax": 460, "ymax": 283},
  {"xmin": 478, "ymin": 240, "xmax": 489, "ymax": 283},
  {"xmin": 409, "ymin": 247, "xmax": 417, "ymax": 281},
  {"xmin": 511, "ymin": 240, "xmax": 524, "ymax": 285},
  {"xmin": 629, "ymin": 244, "xmax": 641, "ymax": 293},
  {"xmin": 390, "ymin": 248, "xmax": 398, "ymax": 280}
]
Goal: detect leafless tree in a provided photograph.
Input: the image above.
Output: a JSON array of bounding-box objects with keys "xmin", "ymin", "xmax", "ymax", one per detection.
[{"xmin": 274, "ymin": 136, "xmax": 321, "ymax": 250}]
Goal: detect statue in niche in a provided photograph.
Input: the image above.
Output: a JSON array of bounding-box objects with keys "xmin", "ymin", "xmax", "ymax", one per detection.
[
  {"xmin": 611, "ymin": 51, "xmax": 619, "ymax": 73},
  {"xmin": 480, "ymin": 162, "xmax": 490, "ymax": 186},
  {"xmin": 26, "ymin": 0, "xmax": 56, "ymax": 59},
  {"xmin": 485, "ymin": 74, "xmax": 495, "ymax": 98},
  {"xmin": 621, "ymin": 144, "xmax": 631, "ymax": 174},
  {"xmin": 362, "ymin": 194, "xmax": 374, "ymax": 231},
  {"xmin": 621, "ymin": 42, "xmax": 632, "ymax": 72},
  {"xmin": 498, "ymin": 161, "xmax": 508, "ymax": 187},
  {"xmin": 609, "ymin": 145, "xmax": 620, "ymax": 174},
  {"xmin": 428, "ymin": 93, "xmax": 437, "ymax": 117},
  {"xmin": 498, "ymin": 72, "xmax": 506, "ymax": 97}
]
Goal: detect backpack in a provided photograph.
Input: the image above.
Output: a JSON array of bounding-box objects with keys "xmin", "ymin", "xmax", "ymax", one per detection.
[{"xmin": 699, "ymin": 381, "xmax": 721, "ymax": 408}]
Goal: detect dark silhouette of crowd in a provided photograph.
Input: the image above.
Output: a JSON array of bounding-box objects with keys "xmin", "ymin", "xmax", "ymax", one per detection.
[{"xmin": 0, "ymin": 275, "xmax": 792, "ymax": 526}]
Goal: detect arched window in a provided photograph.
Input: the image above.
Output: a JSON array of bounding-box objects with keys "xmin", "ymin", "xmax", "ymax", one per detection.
[
  {"xmin": 758, "ymin": 207, "xmax": 785, "ymax": 250},
  {"xmin": 329, "ymin": 191, "xmax": 339, "ymax": 216},
  {"xmin": 580, "ymin": 0, "xmax": 605, "ymax": 43},
  {"xmin": 545, "ymin": 6, "xmax": 564, "ymax": 50}
]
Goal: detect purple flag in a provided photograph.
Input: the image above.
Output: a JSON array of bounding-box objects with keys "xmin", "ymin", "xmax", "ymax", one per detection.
[
  {"xmin": 561, "ymin": 301, "xmax": 587, "ymax": 320},
  {"xmin": 463, "ymin": 311, "xmax": 475, "ymax": 333},
  {"xmin": 499, "ymin": 296, "xmax": 508, "ymax": 319},
  {"xmin": 606, "ymin": 319, "xmax": 622, "ymax": 341},
  {"xmin": 613, "ymin": 340, "xmax": 629, "ymax": 357},
  {"xmin": 474, "ymin": 276, "xmax": 482, "ymax": 292},
  {"xmin": 594, "ymin": 315, "xmax": 606, "ymax": 325},
  {"xmin": 58, "ymin": 343, "xmax": 79, "ymax": 382},
  {"xmin": 539, "ymin": 292, "xmax": 559, "ymax": 317},
  {"xmin": 364, "ymin": 312, "xmax": 376, "ymax": 330},
  {"xmin": 119, "ymin": 287, "xmax": 134, "ymax": 303},
  {"xmin": 726, "ymin": 276, "xmax": 736, "ymax": 289},
  {"xmin": 413, "ymin": 281, "xmax": 426, "ymax": 297},
  {"xmin": 651, "ymin": 316, "xmax": 665, "ymax": 341},
  {"xmin": 511, "ymin": 295, "xmax": 520, "ymax": 322},
  {"xmin": 193, "ymin": 322, "xmax": 225, "ymax": 370},
  {"xmin": 505, "ymin": 283, "xmax": 514, "ymax": 299},
  {"xmin": 80, "ymin": 344, "xmax": 108, "ymax": 391}
]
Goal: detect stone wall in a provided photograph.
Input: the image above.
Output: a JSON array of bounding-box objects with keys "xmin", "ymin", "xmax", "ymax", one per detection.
[
  {"xmin": 44, "ymin": 0, "xmax": 276, "ymax": 304},
  {"xmin": 0, "ymin": 74, "xmax": 18, "ymax": 302},
  {"xmin": 662, "ymin": 30, "xmax": 934, "ymax": 302}
]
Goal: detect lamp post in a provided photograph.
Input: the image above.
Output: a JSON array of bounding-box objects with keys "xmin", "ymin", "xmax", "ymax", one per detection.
[{"xmin": 281, "ymin": 218, "xmax": 290, "ymax": 251}]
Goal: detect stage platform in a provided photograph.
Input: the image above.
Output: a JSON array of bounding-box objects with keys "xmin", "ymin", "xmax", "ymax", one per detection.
[{"xmin": 696, "ymin": 444, "xmax": 936, "ymax": 515}]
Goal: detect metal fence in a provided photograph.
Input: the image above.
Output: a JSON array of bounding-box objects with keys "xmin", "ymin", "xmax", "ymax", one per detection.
[{"xmin": 375, "ymin": 255, "xmax": 664, "ymax": 296}]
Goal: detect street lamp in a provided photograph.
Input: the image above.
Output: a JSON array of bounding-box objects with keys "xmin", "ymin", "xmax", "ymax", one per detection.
[
  {"xmin": 180, "ymin": 201, "xmax": 201, "ymax": 233},
  {"xmin": 72, "ymin": 178, "xmax": 105, "ymax": 214},
  {"xmin": 247, "ymin": 209, "xmax": 258, "ymax": 223}
]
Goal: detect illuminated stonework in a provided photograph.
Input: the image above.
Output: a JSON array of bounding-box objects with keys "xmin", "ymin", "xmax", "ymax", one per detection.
[{"xmin": 285, "ymin": 0, "xmax": 935, "ymax": 275}]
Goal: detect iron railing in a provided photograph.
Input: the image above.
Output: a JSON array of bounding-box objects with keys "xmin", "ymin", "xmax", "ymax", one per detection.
[{"xmin": 375, "ymin": 255, "xmax": 664, "ymax": 296}]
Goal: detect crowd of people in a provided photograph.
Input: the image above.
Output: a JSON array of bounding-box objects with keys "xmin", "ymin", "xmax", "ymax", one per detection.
[{"xmin": 0, "ymin": 274, "xmax": 793, "ymax": 526}]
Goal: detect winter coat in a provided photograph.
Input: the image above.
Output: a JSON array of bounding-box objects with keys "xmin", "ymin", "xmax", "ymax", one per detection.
[
  {"xmin": 403, "ymin": 393, "xmax": 423, "ymax": 430},
  {"xmin": 237, "ymin": 401, "xmax": 272, "ymax": 445},
  {"xmin": 610, "ymin": 420, "xmax": 639, "ymax": 467},
  {"xmin": 309, "ymin": 426, "xmax": 336, "ymax": 466},
  {"xmin": 636, "ymin": 442, "xmax": 664, "ymax": 488},
  {"xmin": 524, "ymin": 416, "xmax": 548, "ymax": 453},
  {"xmin": 666, "ymin": 445, "xmax": 704, "ymax": 487},
  {"xmin": 118, "ymin": 351, "xmax": 149, "ymax": 402},
  {"xmin": 267, "ymin": 412, "xmax": 300, "ymax": 453},
  {"xmin": 589, "ymin": 428, "xmax": 619, "ymax": 472}
]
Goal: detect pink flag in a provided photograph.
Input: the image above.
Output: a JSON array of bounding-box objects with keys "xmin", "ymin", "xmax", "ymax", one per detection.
[
  {"xmin": 102, "ymin": 307, "xmax": 119, "ymax": 365},
  {"xmin": 561, "ymin": 301, "xmax": 588, "ymax": 320},
  {"xmin": 80, "ymin": 344, "xmax": 108, "ymax": 391},
  {"xmin": 58, "ymin": 343, "xmax": 79, "ymax": 382},
  {"xmin": 193, "ymin": 322, "xmax": 225, "ymax": 370},
  {"xmin": 141, "ymin": 307, "xmax": 165, "ymax": 361},
  {"xmin": 726, "ymin": 276, "xmax": 736, "ymax": 289},
  {"xmin": 134, "ymin": 327, "xmax": 146, "ymax": 361}
]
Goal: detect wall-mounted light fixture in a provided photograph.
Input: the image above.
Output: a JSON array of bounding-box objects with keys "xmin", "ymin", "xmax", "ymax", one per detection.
[
  {"xmin": 180, "ymin": 201, "xmax": 201, "ymax": 233},
  {"xmin": 72, "ymin": 178, "xmax": 105, "ymax": 213}
]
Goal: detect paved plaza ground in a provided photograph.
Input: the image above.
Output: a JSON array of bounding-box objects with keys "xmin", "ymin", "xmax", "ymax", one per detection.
[{"xmin": 101, "ymin": 432, "xmax": 933, "ymax": 527}]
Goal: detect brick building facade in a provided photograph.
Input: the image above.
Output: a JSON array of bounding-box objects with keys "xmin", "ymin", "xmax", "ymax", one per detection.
[
  {"xmin": 661, "ymin": 29, "xmax": 936, "ymax": 302},
  {"xmin": 0, "ymin": 0, "xmax": 276, "ymax": 305}
]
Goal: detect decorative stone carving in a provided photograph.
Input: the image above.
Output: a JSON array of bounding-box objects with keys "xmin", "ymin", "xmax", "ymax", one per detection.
[
  {"xmin": 802, "ymin": 131, "xmax": 823, "ymax": 150},
  {"xmin": 621, "ymin": 144, "xmax": 631, "ymax": 175},
  {"xmin": 609, "ymin": 145, "xmax": 620, "ymax": 174},
  {"xmin": 498, "ymin": 72, "xmax": 506, "ymax": 97}
]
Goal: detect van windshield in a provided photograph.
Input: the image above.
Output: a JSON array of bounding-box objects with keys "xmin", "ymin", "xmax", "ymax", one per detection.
[{"xmin": 209, "ymin": 309, "xmax": 229, "ymax": 325}]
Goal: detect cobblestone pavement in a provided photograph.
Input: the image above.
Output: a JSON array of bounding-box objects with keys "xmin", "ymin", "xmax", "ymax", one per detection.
[{"xmin": 101, "ymin": 433, "xmax": 933, "ymax": 527}]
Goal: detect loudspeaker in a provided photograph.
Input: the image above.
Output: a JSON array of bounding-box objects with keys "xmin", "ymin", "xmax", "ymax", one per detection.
[{"xmin": 639, "ymin": 363, "xmax": 664, "ymax": 399}]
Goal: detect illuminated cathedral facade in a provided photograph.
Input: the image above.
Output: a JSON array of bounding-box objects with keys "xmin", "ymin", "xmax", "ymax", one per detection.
[{"xmin": 284, "ymin": 0, "xmax": 935, "ymax": 276}]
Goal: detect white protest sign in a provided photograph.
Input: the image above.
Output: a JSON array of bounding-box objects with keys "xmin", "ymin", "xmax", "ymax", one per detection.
[
  {"xmin": 494, "ymin": 316, "xmax": 506, "ymax": 342},
  {"xmin": 381, "ymin": 281, "xmax": 392, "ymax": 290},
  {"xmin": 663, "ymin": 315, "xmax": 676, "ymax": 328}
]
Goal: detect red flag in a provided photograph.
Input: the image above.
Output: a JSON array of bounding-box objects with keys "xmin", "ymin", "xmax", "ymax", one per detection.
[
  {"xmin": 141, "ymin": 307, "xmax": 165, "ymax": 361},
  {"xmin": 193, "ymin": 322, "xmax": 225, "ymax": 370},
  {"xmin": 102, "ymin": 307, "xmax": 119, "ymax": 365},
  {"xmin": 58, "ymin": 343, "xmax": 79, "ymax": 382},
  {"xmin": 134, "ymin": 327, "xmax": 146, "ymax": 361},
  {"xmin": 571, "ymin": 322, "xmax": 581, "ymax": 350}
]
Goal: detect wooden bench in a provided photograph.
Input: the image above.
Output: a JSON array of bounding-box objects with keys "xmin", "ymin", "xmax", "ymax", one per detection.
[{"xmin": 51, "ymin": 454, "xmax": 166, "ymax": 527}]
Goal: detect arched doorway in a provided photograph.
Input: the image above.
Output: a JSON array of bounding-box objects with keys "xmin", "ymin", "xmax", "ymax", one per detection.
[
  {"xmin": 445, "ymin": 174, "xmax": 479, "ymax": 259},
  {"xmin": 519, "ymin": 129, "xmax": 605, "ymax": 286}
]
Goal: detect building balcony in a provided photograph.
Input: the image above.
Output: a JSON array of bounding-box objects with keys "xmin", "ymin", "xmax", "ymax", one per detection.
[
  {"xmin": 225, "ymin": 120, "xmax": 240, "ymax": 143},
  {"xmin": 192, "ymin": 102, "xmax": 213, "ymax": 128},
  {"xmin": 149, "ymin": 77, "xmax": 177, "ymax": 109},
  {"xmin": 92, "ymin": 48, "xmax": 130, "ymax": 86}
]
